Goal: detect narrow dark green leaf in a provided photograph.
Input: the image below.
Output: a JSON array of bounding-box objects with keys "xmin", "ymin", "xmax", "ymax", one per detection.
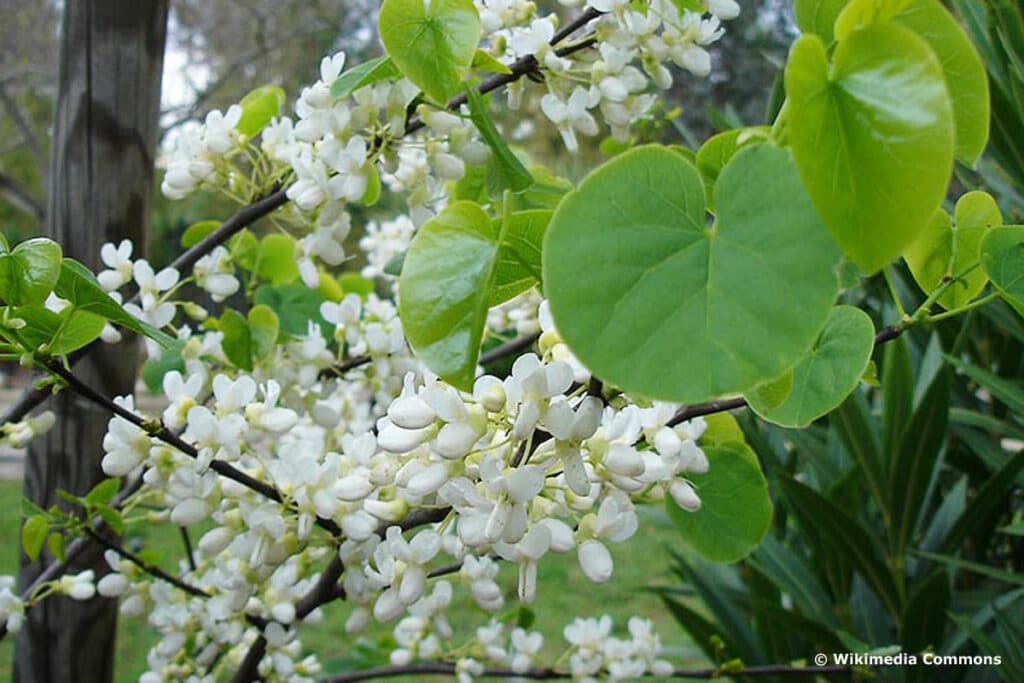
[
  {"xmin": 890, "ymin": 366, "xmax": 950, "ymax": 555},
  {"xmin": 831, "ymin": 390, "xmax": 886, "ymax": 514},
  {"xmin": 881, "ymin": 335, "xmax": 914, "ymax": 460},
  {"xmin": 777, "ymin": 474, "xmax": 902, "ymax": 617},
  {"xmin": 748, "ymin": 535, "xmax": 837, "ymax": 626},
  {"xmin": 941, "ymin": 447, "xmax": 1024, "ymax": 553},
  {"xmin": 901, "ymin": 570, "xmax": 950, "ymax": 652}
]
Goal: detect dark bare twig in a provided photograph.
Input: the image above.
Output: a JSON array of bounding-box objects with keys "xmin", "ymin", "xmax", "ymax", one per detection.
[
  {"xmin": 42, "ymin": 357, "xmax": 343, "ymax": 537},
  {"xmin": 667, "ymin": 324, "xmax": 906, "ymax": 427},
  {"xmin": 321, "ymin": 662, "xmax": 852, "ymax": 682}
]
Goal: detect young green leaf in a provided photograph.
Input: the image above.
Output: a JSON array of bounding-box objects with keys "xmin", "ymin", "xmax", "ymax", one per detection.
[
  {"xmin": 180, "ymin": 220, "xmax": 220, "ymax": 248},
  {"xmin": 49, "ymin": 308, "xmax": 107, "ymax": 355},
  {"xmin": 0, "ymin": 238, "xmax": 63, "ymax": 306},
  {"xmin": 256, "ymin": 233, "xmax": 299, "ymax": 285},
  {"xmin": 666, "ymin": 443, "xmax": 773, "ymax": 563},
  {"xmin": 471, "ymin": 49, "xmax": 511, "ymax": 74},
  {"xmin": 378, "ymin": 0, "xmax": 481, "ymax": 103},
  {"xmin": 46, "ymin": 531, "xmax": 65, "ymax": 561},
  {"xmin": 248, "ymin": 304, "xmax": 280, "ymax": 360},
  {"xmin": 399, "ymin": 201, "xmax": 500, "ymax": 389},
  {"xmin": 980, "ymin": 226, "xmax": 1024, "ymax": 317},
  {"xmin": 253, "ymin": 283, "xmax": 331, "ymax": 339},
  {"xmin": 747, "ymin": 305, "xmax": 875, "ymax": 427},
  {"xmin": 54, "ymin": 259, "xmax": 177, "ymax": 348},
  {"xmin": 543, "ymin": 144, "xmax": 841, "ymax": 404},
  {"xmin": 141, "ymin": 346, "xmax": 185, "ymax": 393},
  {"xmin": 21, "ymin": 514, "xmax": 49, "ymax": 561},
  {"xmin": 236, "ymin": 85, "xmax": 286, "ymax": 137},
  {"xmin": 220, "ymin": 309, "xmax": 254, "ymax": 371},
  {"xmin": 330, "ymin": 56, "xmax": 401, "ymax": 98},
  {"xmin": 904, "ymin": 192, "xmax": 1000, "ymax": 310},
  {"xmin": 785, "ymin": 25, "xmax": 955, "ymax": 273},
  {"xmin": 85, "ymin": 478, "xmax": 120, "ymax": 506}
]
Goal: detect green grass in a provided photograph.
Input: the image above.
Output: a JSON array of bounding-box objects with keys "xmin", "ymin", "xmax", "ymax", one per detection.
[{"xmin": 0, "ymin": 480, "xmax": 703, "ymax": 681}]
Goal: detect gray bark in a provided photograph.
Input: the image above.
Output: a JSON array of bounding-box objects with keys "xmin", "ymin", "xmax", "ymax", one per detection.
[{"xmin": 15, "ymin": 3, "xmax": 169, "ymax": 682}]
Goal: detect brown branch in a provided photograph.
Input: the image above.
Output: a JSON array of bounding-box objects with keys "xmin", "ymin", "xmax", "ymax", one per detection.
[
  {"xmin": 82, "ymin": 527, "xmax": 209, "ymax": 600},
  {"xmin": 0, "ymin": 169, "xmax": 44, "ymax": 221},
  {"xmin": 42, "ymin": 357, "xmax": 342, "ymax": 537},
  {"xmin": 321, "ymin": 662, "xmax": 851, "ymax": 682},
  {"xmin": 0, "ymin": 188, "xmax": 288, "ymax": 428},
  {"xmin": 0, "ymin": 82, "xmax": 45, "ymax": 171},
  {"xmin": 667, "ymin": 324, "xmax": 906, "ymax": 427},
  {"xmin": 320, "ymin": 331, "xmax": 541, "ymax": 381}
]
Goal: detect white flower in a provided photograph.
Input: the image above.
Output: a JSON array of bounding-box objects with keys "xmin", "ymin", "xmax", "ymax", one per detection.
[
  {"xmin": 706, "ymin": 0, "xmax": 740, "ymax": 20},
  {"xmin": 2, "ymin": 411, "xmax": 56, "ymax": 449},
  {"xmin": 101, "ymin": 397, "xmax": 151, "ymax": 476},
  {"xmin": 245, "ymin": 380, "xmax": 299, "ymax": 433},
  {"xmin": 161, "ymin": 371, "xmax": 204, "ymax": 431},
  {"xmin": 97, "ymin": 573, "xmax": 128, "ymax": 598},
  {"xmin": 97, "ymin": 240, "xmax": 134, "ymax": 291},
  {"xmin": 202, "ymin": 105, "xmax": 242, "ymax": 154},
  {"xmin": 59, "ymin": 570, "xmax": 96, "ymax": 601},
  {"xmin": 193, "ymin": 246, "xmax": 239, "ymax": 302},
  {"xmin": 540, "ymin": 88, "xmax": 598, "ymax": 153}
]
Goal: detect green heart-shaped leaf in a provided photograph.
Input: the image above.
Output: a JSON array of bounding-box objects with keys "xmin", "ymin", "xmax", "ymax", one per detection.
[
  {"xmin": 793, "ymin": 0, "xmax": 850, "ymax": 43},
  {"xmin": 889, "ymin": 0, "xmax": 990, "ymax": 167},
  {"xmin": 379, "ymin": 0, "xmax": 481, "ymax": 103},
  {"xmin": 904, "ymin": 191, "xmax": 1000, "ymax": 310},
  {"xmin": 747, "ymin": 305, "xmax": 875, "ymax": 427},
  {"xmin": 543, "ymin": 144, "xmax": 841, "ymax": 404},
  {"xmin": 785, "ymin": 23, "xmax": 954, "ymax": 273},
  {"xmin": 981, "ymin": 226, "xmax": 1024, "ymax": 317},
  {"xmin": 798, "ymin": 0, "xmax": 989, "ymax": 166},
  {"xmin": 0, "ymin": 238, "xmax": 63, "ymax": 306},
  {"xmin": 694, "ymin": 126, "xmax": 769, "ymax": 206},
  {"xmin": 666, "ymin": 442, "xmax": 773, "ymax": 563},
  {"xmin": 399, "ymin": 202, "xmax": 500, "ymax": 389}
]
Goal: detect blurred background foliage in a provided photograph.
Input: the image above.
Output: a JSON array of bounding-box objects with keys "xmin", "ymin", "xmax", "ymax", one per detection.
[{"xmin": 1, "ymin": 0, "xmax": 1023, "ymax": 680}]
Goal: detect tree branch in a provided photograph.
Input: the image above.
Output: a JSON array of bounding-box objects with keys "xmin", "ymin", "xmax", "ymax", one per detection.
[
  {"xmin": 667, "ymin": 324, "xmax": 906, "ymax": 427},
  {"xmin": 42, "ymin": 357, "xmax": 343, "ymax": 536},
  {"xmin": 321, "ymin": 662, "xmax": 851, "ymax": 682},
  {"xmin": 0, "ymin": 169, "xmax": 44, "ymax": 221},
  {"xmin": 82, "ymin": 527, "xmax": 210, "ymax": 600},
  {"xmin": 0, "ymin": 82, "xmax": 45, "ymax": 172}
]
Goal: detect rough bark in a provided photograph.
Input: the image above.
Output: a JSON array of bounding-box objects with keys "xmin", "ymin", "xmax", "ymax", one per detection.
[{"xmin": 14, "ymin": 3, "xmax": 168, "ymax": 682}]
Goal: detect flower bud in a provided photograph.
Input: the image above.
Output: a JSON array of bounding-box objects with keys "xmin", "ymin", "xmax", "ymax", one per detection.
[
  {"xmin": 385, "ymin": 395, "xmax": 432, "ymax": 428},
  {"xmin": 670, "ymin": 479, "xmax": 702, "ymax": 512}
]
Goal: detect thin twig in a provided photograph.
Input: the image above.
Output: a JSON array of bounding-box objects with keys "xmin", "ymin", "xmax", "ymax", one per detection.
[
  {"xmin": 43, "ymin": 357, "xmax": 342, "ymax": 537},
  {"xmin": 83, "ymin": 527, "xmax": 209, "ymax": 599},
  {"xmin": 667, "ymin": 323, "xmax": 907, "ymax": 427},
  {"xmin": 321, "ymin": 662, "xmax": 852, "ymax": 682}
]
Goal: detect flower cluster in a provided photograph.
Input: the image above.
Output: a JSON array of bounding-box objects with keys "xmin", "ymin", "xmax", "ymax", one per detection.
[
  {"xmin": 83, "ymin": 285, "xmax": 709, "ymax": 679},
  {"xmin": 4, "ymin": 1, "xmax": 742, "ymax": 679}
]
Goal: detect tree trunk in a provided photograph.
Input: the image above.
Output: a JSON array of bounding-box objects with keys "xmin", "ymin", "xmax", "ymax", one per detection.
[{"xmin": 15, "ymin": 3, "xmax": 168, "ymax": 682}]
